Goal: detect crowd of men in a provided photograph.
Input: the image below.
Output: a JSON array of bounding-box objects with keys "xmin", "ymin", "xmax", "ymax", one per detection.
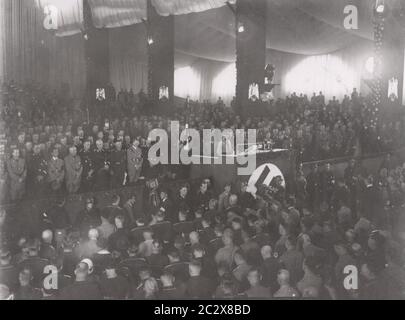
[
  {"xmin": 0, "ymin": 82, "xmax": 404, "ymax": 203},
  {"xmin": 0, "ymin": 81, "xmax": 404, "ymax": 300},
  {"xmin": 0, "ymin": 150, "xmax": 404, "ymax": 300}
]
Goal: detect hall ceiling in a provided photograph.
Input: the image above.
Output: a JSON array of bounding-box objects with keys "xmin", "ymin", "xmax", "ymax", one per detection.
[{"xmin": 37, "ymin": 0, "xmax": 405, "ymax": 61}]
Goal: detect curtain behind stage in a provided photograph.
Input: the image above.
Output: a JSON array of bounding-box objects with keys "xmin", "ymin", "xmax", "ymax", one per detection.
[
  {"xmin": 272, "ymin": 40, "xmax": 374, "ymax": 100},
  {"xmin": 2, "ymin": 0, "xmax": 86, "ymax": 98},
  {"xmin": 109, "ymin": 23, "xmax": 148, "ymax": 93},
  {"xmin": 172, "ymin": 41, "xmax": 374, "ymax": 105},
  {"xmin": 48, "ymin": 34, "xmax": 86, "ymax": 98},
  {"xmin": 0, "ymin": 0, "xmax": 6, "ymax": 85},
  {"xmin": 174, "ymin": 58, "xmax": 228, "ymax": 102},
  {"xmin": 3, "ymin": 0, "xmax": 49, "ymax": 85}
]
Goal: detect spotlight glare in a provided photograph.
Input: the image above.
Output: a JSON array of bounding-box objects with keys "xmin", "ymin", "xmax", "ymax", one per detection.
[
  {"xmin": 148, "ymin": 37, "xmax": 154, "ymax": 45},
  {"xmin": 376, "ymin": 5, "xmax": 385, "ymax": 13},
  {"xmin": 238, "ymin": 24, "xmax": 245, "ymax": 33},
  {"xmin": 365, "ymin": 56, "xmax": 375, "ymax": 74}
]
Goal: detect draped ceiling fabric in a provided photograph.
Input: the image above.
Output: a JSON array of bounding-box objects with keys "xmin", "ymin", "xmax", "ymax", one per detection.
[
  {"xmin": 35, "ymin": 0, "xmax": 83, "ymax": 36},
  {"xmin": 88, "ymin": 0, "xmax": 236, "ymax": 28},
  {"xmin": 4, "ymin": 0, "xmax": 405, "ymax": 101},
  {"xmin": 88, "ymin": 0, "xmax": 146, "ymax": 29},
  {"xmin": 2, "ymin": 0, "xmax": 86, "ymax": 97},
  {"xmin": 36, "ymin": 0, "xmax": 403, "ymax": 57},
  {"xmin": 3, "ymin": 0, "xmax": 48, "ymax": 85}
]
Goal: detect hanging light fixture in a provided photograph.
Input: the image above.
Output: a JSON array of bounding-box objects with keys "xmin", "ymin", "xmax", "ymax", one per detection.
[
  {"xmin": 375, "ymin": 0, "xmax": 385, "ymax": 14},
  {"xmin": 147, "ymin": 37, "xmax": 154, "ymax": 45}
]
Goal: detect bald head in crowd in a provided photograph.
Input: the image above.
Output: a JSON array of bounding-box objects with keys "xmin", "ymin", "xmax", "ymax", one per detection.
[
  {"xmin": 88, "ymin": 229, "xmax": 99, "ymax": 241},
  {"xmin": 229, "ymin": 194, "xmax": 238, "ymax": 206},
  {"xmin": 261, "ymin": 245, "xmax": 273, "ymax": 259},
  {"xmin": 75, "ymin": 262, "xmax": 90, "ymax": 281},
  {"xmin": 42, "ymin": 230, "xmax": 53, "ymax": 244}
]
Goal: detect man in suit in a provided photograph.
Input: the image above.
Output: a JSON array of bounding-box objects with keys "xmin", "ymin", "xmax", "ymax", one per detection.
[
  {"xmin": 79, "ymin": 140, "xmax": 94, "ymax": 192},
  {"xmin": 27, "ymin": 144, "xmax": 47, "ymax": 198},
  {"xmin": 127, "ymin": 139, "xmax": 143, "ymax": 184},
  {"xmin": 321, "ymin": 163, "xmax": 335, "ymax": 207},
  {"xmin": 260, "ymin": 245, "xmax": 281, "ymax": 294},
  {"xmin": 306, "ymin": 163, "xmax": 321, "ymax": 211},
  {"xmin": 186, "ymin": 260, "xmax": 215, "ymax": 299},
  {"xmin": 160, "ymin": 188, "xmax": 174, "ymax": 222},
  {"xmin": 93, "ymin": 139, "xmax": 110, "ymax": 191},
  {"xmin": 47, "ymin": 147, "xmax": 64, "ymax": 194},
  {"xmin": 278, "ymin": 236, "xmax": 304, "ymax": 286},
  {"xmin": 159, "ymin": 271, "xmax": 186, "ymax": 299},
  {"xmin": 6, "ymin": 148, "xmax": 26, "ymax": 201},
  {"xmin": 64, "ymin": 146, "xmax": 82, "ymax": 194},
  {"xmin": 110, "ymin": 140, "xmax": 126, "ymax": 188},
  {"xmin": 60, "ymin": 261, "xmax": 102, "ymax": 300}
]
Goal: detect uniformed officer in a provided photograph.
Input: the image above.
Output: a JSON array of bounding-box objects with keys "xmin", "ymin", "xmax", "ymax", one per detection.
[
  {"xmin": 110, "ymin": 141, "xmax": 126, "ymax": 188},
  {"xmin": 127, "ymin": 139, "xmax": 143, "ymax": 184},
  {"xmin": 6, "ymin": 148, "xmax": 27, "ymax": 201},
  {"xmin": 47, "ymin": 147, "xmax": 64, "ymax": 195},
  {"xmin": 93, "ymin": 139, "xmax": 110, "ymax": 191},
  {"xmin": 80, "ymin": 140, "xmax": 94, "ymax": 192},
  {"xmin": 344, "ymin": 159, "xmax": 359, "ymax": 212},
  {"xmin": 64, "ymin": 146, "xmax": 82, "ymax": 194},
  {"xmin": 0, "ymin": 157, "xmax": 8, "ymax": 203},
  {"xmin": 27, "ymin": 144, "xmax": 48, "ymax": 197},
  {"xmin": 321, "ymin": 162, "xmax": 335, "ymax": 206},
  {"xmin": 306, "ymin": 163, "xmax": 321, "ymax": 211}
]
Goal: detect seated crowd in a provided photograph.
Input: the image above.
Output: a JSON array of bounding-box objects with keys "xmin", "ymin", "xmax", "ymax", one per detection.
[{"xmin": 0, "ymin": 150, "xmax": 405, "ymax": 300}]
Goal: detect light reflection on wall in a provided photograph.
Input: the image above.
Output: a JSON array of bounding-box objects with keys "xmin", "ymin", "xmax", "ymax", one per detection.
[
  {"xmin": 212, "ymin": 63, "xmax": 236, "ymax": 105},
  {"xmin": 284, "ymin": 54, "xmax": 358, "ymax": 100},
  {"xmin": 174, "ymin": 66, "xmax": 201, "ymax": 101}
]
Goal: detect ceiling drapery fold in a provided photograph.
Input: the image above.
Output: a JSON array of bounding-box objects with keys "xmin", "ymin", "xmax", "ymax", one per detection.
[{"xmin": 33, "ymin": 0, "xmax": 404, "ymax": 57}]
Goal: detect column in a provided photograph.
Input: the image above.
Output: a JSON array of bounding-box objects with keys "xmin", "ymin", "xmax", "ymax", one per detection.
[
  {"xmin": 83, "ymin": 0, "xmax": 110, "ymax": 101},
  {"xmin": 235, "ymin": 0, "xmax": 267, "ymax": 116},
  {"xmin": 147, "ymin": 0, "xmax": 174, "ymax": 106},
  {"xmin": 381, "ymin": 19, "xmax": 404, "ymax": 106}
]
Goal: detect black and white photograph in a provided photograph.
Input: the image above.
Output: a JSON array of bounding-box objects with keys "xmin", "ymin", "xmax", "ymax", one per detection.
[{"xmin": 0, "ymin": 0, "xmax": 405, "ymax": 304}]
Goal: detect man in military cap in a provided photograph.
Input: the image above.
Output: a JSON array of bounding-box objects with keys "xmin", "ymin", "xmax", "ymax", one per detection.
[
  {"xmin": 27, "ymin": 144, "xmax": 48, "ymax": 198},
  {"xmin": 306, "ymin": 163, "xmax": 321, "ymax": 211},
  {"xmin": 93, "ymin": 139, "xmax": 110, "ymax": 191},
  {"xmin": 110, "ymin": 140, "xmax": 126, "ymax": 188},
  {"xmin": 321, "ymin": 162, "xmax": 335, "ymax": 207},
  {"xmin": 6, "ymin": 148, "xmax": 27, "ymax": 201},
  {"xmin": 344, "ymin": 158, "xmax": 359, "ymax": 213},
  {"xmin": 47, "ymin": 147, "xmax": 64, "ymax": 195},
  {"xmin": 80, "ymin": 140, "xmax": 94, "ymax": 192},
  {"xmin": 64, "ymin": 146, "xmax": 82, "ymax": 194},
  {"xmin": 127, "ymin": 139, "xmax": 143, "ymax": 184}
]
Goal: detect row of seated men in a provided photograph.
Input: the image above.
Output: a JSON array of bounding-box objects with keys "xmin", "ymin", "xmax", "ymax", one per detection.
[{"xmin": 0, "ymin": 221, "xmax": 293, "ymax": 300}]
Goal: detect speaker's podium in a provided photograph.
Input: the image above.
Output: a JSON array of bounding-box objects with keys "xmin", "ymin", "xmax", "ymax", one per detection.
[{"xmin": 189, "ymin": 145, "xmax": 296, "ymax": 193}]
